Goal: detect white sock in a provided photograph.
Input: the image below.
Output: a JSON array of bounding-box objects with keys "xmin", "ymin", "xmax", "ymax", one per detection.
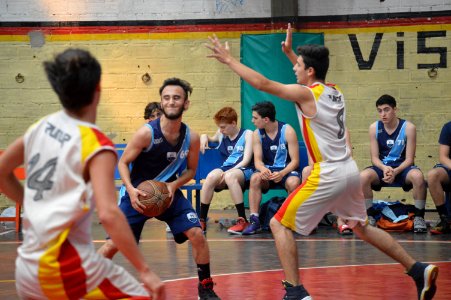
[
  {"xmin": 251, "ymin": 213, "xmax": 259, "ymax": 217},
  {"xmin": 414, "ymin": 200, "xmax": 426, "ymax": 210}
]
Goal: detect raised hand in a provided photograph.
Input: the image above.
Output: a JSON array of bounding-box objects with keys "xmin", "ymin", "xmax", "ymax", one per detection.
[
  {"xmin": 281, "ymin": 23, "xmax": 298, "ymax": 66},
  {"xmin": 281, "ymin": 23, "xmax": 293, "ymax": 55},
  {"xmin": 206, "ymin": 34, "xmax": 233, "ymax": 64}
]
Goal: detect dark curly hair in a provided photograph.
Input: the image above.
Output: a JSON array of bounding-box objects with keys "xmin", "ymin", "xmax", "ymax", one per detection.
[{"xmin": 43, "ymin": 48, "xmax": 101, "ymax": 110}]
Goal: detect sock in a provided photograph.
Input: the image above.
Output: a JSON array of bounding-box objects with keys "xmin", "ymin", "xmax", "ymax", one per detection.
[
  {"xmin": 365, "ymin": 199, "xmax": 374, "ymax": 210},
  {"xmin": 406, "ymin": 261, "xmax": 424, "ymax": 280},
  {"xmin": 436, "ymin": 204, "xmax": 447, "ymax": 217},
  {"xmin": 414, "ymin": 200, "xmax": 426, "ymax": 217},
  {"xmin": 235, "ymin": 203, "xmax": 247, "ymax": 222},
  {"xmin": 200, "ymin": 203, "xmax": 210, "ymax": 220},
  {"xmin": 250, "ymin": 212, "xmax": 259, "ymax": 217},
  {"xmin": 197, "ymin": 263, "xmax": 211, "ymax": 281}
]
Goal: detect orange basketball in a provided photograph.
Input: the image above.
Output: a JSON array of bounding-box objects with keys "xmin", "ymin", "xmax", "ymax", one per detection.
[{"xmin": 136, "ymin": 180, "xmax": 171, "ymax": 217}]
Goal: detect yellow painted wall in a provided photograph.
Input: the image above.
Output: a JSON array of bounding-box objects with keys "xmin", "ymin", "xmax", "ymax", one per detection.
[{"xmin": 0, "ymin": 24, "xmax": 450, "ymax": 209}]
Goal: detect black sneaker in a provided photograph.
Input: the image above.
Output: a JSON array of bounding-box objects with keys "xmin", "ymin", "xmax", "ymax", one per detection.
[
  {"xmin": 407, "ymin": 262, "xmax": 439, "ymax": 300},
  {"xmin": 198, "ymin": 277, "xmax": 220, "ymax": 300},
  {"xmin": 282, "ymin": 280, "xmax": 312, "ymax": 300},
  {"xmin": 430, "ymin": 215, "xmax": 451, "ymax": 235}
]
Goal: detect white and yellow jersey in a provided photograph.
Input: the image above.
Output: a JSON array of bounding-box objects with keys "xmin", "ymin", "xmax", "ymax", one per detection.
[
  {"xmin": 18, "ymin": 110, "xmax": 147, "ymax": 299},
  {"xmin": 296, "ymin": 82, "xmax": 351, "ymax": 164}
]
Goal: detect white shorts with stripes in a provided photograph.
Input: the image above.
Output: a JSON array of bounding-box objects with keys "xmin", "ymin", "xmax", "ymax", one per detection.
[{"xmin": 275, "ymin": 158, "xmax": 367, "ymax": 235}]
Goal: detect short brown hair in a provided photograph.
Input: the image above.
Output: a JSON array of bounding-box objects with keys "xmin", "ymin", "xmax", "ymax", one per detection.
[{"xmin": 213, "ymin": 107, "xmax": 237, "ymax": 125}]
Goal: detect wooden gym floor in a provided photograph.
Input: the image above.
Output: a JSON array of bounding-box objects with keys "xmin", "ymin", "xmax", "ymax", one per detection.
[{"xmin": 0, "ymin": 210, "xmax": 450, "ymax": 299}]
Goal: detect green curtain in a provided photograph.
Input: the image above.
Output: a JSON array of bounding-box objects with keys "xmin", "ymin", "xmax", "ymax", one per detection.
[
  {"xmin": 240, "ymin": 32, "xmax": 324, "ymax": 137},
  {"xmin": 240, "ymin": 32, "xmax": 324, "ymax": 205}
]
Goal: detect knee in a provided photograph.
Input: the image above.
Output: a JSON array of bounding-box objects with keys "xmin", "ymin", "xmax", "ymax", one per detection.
[
  {"xmin": 269, "ymin": 217, "xmax": 282, "ymax": 232},
  {"xmin": 250, "ymin": 174, "xmax": 262, "ymax": 186},
  {"xmin": 409, "ymin": 171, "xmax": 425, "ymax": 187},
  {"xmin": 204, "ymin": 174, "xmax": 220, "ymax": 187},
  {"xmin": 359, "ymin": 171, "xmax": 371, "ymax": 186},
  {"xmin": 286, "ymin": 178, "xmax": 300, "ymax": 193},
  {"xmin": 186, "ymin": 227, "xmax": 207, "ymax": 246},
  {"xmin": 427, "ymin": 169, "xmax": 440, "ymax": 183},
  {"xmin": 224, "ymin": 172, "xmax": 238, "ymax": 185}
]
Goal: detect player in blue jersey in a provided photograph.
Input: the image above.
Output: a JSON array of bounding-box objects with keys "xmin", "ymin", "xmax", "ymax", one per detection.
[
  {"xmin": 234, "ymin": 101, "xmax": 300, "ymax": 235},
  {"xmin": 198, "ymin": 107, "xmax": 253, "ymax": 233},
  {"xmin": 428, "ymin": 121, "xmax": 451, "ymax": 234},
  {"xmin": 360, "ymin": 95, "xmax": 428, "ymax": 233},
  {"xmin": 98, "ymin": 78, "xmax": 221, "ymax": 300}
]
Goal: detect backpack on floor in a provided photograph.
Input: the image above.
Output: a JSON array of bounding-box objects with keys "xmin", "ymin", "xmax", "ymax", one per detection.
[
  {"xmin": 375, "ymin": 203, "xmax": 416, "ymax": 232},
  {"xmin": 377, "ymin": 213, "xmax": 414, "ymax": 232},
  {"xmin": 258, "ymin": 196, "xmax": 285, "ymax": 232}
]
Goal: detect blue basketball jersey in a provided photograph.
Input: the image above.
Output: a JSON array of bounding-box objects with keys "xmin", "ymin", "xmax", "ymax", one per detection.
[
  {"xmin": 258, "ymin": 121, "xmax": 290, "ymax": 170},
  {"xmin": 129, "ymin": 118, "xmax": 190, "ymax": 187},
  {"xmin": 217, "ymin": 128, "xmax": 251, "ymax": 169},
  {"xmin": 376, "ymin": 119, "xmax": 407, "ymax": 167}
]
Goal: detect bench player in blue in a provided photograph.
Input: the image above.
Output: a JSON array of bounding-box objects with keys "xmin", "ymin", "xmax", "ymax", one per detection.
[
  {"xmin": 360, "ymin": 95, "xmax": 428, "ymax": 233},
  {"xmin": 98, "ymin": 78, "xmax": 221, "ymax": 300},
  {"xmin": 234, "ymin": 101, "xmax": 300, "ymax": 235},
  {"xmin": 198, "ymin": 106, "xmax": 253, "ymax": 233},
  {"xmin": 428, "ymin": 121, "xmax": 451, "ymax": 234}
]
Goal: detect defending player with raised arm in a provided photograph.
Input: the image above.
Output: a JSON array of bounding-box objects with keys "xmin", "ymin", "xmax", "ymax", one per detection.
[
  {"xmin": 0, "ymin": 48, "xmax": 164, "ymax": 300},
  {"xmin": 206, "ymin": 26, "xmax": 438, "ymax": 300}
]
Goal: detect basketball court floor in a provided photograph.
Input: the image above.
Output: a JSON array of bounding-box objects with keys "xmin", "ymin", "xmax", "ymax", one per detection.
[{"xmin": 0, "ymin": 210, "xmax": 450, "ymax": 299}]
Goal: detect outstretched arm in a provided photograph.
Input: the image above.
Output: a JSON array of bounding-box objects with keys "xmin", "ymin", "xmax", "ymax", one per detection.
[{"xmin": 206, "ymin": 34, "xmax": 310, "ymax": 105}]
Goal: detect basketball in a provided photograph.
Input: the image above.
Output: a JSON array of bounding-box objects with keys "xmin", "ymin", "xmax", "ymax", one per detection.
[{"xmin": 136, "ymin": 180, "xmax": 171, "ymax": 217}]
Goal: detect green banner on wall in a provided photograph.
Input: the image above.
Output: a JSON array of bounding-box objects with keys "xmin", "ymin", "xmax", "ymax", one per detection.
[
  {"xmin": 240, "ymin": 32, "xmax": 324, "ymax": 137},
  {"xmin": 240, "ymin": 32, "xmax": 323, "ymax": 205}
]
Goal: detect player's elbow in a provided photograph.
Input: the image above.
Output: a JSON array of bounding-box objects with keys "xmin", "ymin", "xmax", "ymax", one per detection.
[{"xmin": 97, "ymin": 207, "xmax": 122, "ymax": 227}]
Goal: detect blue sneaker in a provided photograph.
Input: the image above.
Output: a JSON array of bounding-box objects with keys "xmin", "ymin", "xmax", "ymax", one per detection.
[
  {"xmin": 407, "ymin": 262, "xmax": 439, "ymax": 300},
  {"xmin": 242, "ymin": 215, "xmax": 261, "ymax": 235}
]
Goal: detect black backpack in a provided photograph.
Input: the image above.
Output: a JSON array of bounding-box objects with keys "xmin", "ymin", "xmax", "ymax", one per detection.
[{"xmin": 258, "ymin": 196, "xmax": 286, "ymax": 231}]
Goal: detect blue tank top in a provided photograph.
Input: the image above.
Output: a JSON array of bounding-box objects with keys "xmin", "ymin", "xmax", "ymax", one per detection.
[
  {"xmin": 217, "ymin": 128, "xmax": 250, "ymax": 169},
  {"xmin": 376, "ymin": 118, "xmax": 407, "ymax": 167},
  {"xmin": 258, "ymin": 121, "xmax": 290, "ymax": 170},
  {"xmin": 130, "ymin": 118, "xmax": 191, "ymax": 187}
]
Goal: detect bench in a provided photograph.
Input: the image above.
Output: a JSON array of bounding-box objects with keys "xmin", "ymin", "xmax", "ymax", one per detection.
[{"xmin": 179, "ymin": 141, "xmax": 309, "ymax": 213}]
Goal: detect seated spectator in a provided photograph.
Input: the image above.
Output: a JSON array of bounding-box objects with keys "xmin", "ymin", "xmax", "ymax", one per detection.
[
  {"xmin": 360, "ymin": 95, "xmax": 427, "ymax": 233},
  {"xmin": 199, "ymin": 107, "xmax": 253, "ymax": 233},
  {"xmin": 234, "ymin": 101, "xmax": 301, "ymax": 235},
  {"xmin": 428, "ymin": 121, "xmax": 451, "ymax": 235},
  {"xmin": 144, "ymin": 101, "xmax": 163, "ymax": 121},
  {"xmin": 303, "ymin": 128, "xmax": 353, "ymax": 235}
]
